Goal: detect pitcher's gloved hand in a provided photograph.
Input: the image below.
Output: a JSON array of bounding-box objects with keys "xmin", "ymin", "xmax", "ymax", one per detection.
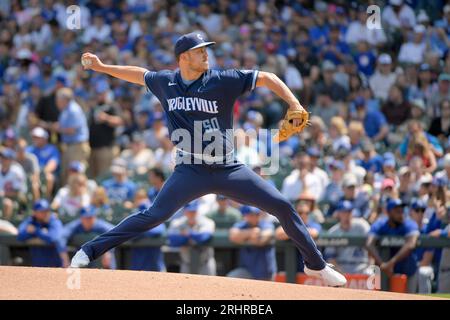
[{"xmin": 273, "ymin": 107, "xmax": 309, "ymax": 143}]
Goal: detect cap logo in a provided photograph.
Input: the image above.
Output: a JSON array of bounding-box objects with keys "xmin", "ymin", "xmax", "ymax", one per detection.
[{"xmin": 197, "ymin": 34, "xmax": 204, "ymax": 41}]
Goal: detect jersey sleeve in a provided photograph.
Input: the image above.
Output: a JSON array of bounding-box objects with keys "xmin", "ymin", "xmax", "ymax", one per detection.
[
  {"xmin": 405, "ymin": 219, "xmax": 420, "ymax": 237},
  {"xmin": 222, "ymin": 69, "xmax": 259, "ymax": 96},
  {"xmin": 368, "ymin": 219, "xmax": 383, "ymax": 237},
  {"xmin": 143, "ymin": 70, "xmax": 157, "ymax": 94}
]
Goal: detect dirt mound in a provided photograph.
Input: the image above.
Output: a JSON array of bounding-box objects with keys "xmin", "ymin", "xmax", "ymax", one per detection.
[{"xmin": 0, "ymin": 266, "xmax": 441, "ymax": 300}]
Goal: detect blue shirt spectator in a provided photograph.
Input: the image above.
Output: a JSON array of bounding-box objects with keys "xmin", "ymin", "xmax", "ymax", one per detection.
[
  {"xmin": 27, "ymin": 127, "xmax": 60, "ymax": 171},
  {"xmin": 228, "ymin": 206, "xmax": 276, "ymax": 280},
  {"xmin": 57, "ymin": 90, "xmax": 89, "ymax": 144},
  {"xmin": 102, "ymin": 160, "xmax": 137, "ymax": 205},
  {"xmin": 17, "ymin": 200, "xmax": 67, "ymax": 267},
  {"xmin": 369, "ymin": 199, "xmax": 420, "ymax": 277}
]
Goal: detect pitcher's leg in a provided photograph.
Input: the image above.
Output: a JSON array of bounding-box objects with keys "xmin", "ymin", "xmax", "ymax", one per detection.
[
  {"xmin": 82, "ymin": 164, "xmax": 211, "ymax": 261},
  {"xmin": 215, "ymin": 164, "xmax": 326, "ymax": 270}
]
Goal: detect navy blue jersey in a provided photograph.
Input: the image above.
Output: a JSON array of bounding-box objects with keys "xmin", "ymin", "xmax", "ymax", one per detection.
[{"xmin": 144, "ymin": 69, "xmax": 259, "ymax": 158}]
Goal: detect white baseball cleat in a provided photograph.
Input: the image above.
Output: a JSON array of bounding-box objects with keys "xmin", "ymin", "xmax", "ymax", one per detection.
[
  {"xmin": 304, "ymin": 263, "xmax": 347, "ymax": 287},
  {"xmin": 70, "ymin": 249, "xmax": 90, "ymax": 268}
]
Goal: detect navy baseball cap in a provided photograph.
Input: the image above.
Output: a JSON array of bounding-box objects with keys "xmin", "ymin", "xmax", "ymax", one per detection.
[
  {"xmin": 79, "ymin": 206, "xmax": 97, "ymax": 218},
  {"xmin": 184, "ymin": 200, "xmax": 199, "ymax": 212},
  {"xmin": 33, "ymin": 199, "xmax": 50, "ymax": 211},
  {"xmin": 386, "ymin": 198, "xmax": 405, "ymax": 212},
  {"xmin": 411, "ymin": 199, "xmax": 427, "ymax": 211},
  {"xmin": 336, "ymin": 200, "xmax": 354, "ymax": 212},
  {"xmin": 240, "ymin": 205, "xmax": 261, "ymax": 215},
  {"xmin": 174, "ymin": 32, "xmax": 215, "ymax": 57}
]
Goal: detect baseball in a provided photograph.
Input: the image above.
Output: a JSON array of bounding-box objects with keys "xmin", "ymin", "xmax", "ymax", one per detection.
[{"xmin": 81, "ymin": 57, "xmax": 92, "ymax": 67}]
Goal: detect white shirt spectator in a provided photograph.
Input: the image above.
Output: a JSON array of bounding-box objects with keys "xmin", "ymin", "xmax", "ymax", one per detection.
[
  {"xmin": 324, "ymin": 218, "xmax": 371, "ymax": 274},
  {"xmin": 52, "ymin": 187, "xmax": 91, "ymax": 218},
  {"xmin": 370, "ymin": 71, "xmax": 397, "ymax": 101},
  {"xmin": 285, "ymin": 64, "xmax": 303, "ymax": 91},
  {"xmin": 345, "ymin": 21, "xmax": 387, "ymax": 46},
  {"xmin": 382, "ymin": 3, "xmax": 416, "ymax": 29},
  {"xmin": 197, "ymin": 13, "xmax": 222, "ymax": 36},
  {"xmin": 0, "ymin": 163, "xmax": 27, "ymax": 195},
  {"xmin": 281, "ymin": 169, "xmax": 324, "ymax": 202},
  {"xmin": 398, "ymin": 41, "xmax": 426, "ymax": 64},
  {"xmin": 82, "ymin": 23, "xmax": 111, "ymax": 44}
]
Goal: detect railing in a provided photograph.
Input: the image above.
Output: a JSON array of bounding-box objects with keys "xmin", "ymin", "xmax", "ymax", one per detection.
[{"xmin": 1, "ymin": 231, "xmax": 450, "ymax": 291}]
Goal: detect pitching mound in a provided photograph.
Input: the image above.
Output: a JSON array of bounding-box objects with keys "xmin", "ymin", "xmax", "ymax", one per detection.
[{"xmin": 0, "ymin": 266, "xmax": 441, "ymax": 300}]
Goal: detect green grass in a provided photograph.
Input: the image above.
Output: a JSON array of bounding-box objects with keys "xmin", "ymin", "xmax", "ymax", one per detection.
[{"xmin": 421, "ymin": 293, "xmax": 450, "ymax": 299}]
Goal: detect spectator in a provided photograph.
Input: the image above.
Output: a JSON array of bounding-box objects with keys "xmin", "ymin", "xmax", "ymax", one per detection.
[
  {"xmin": 119, "ymin": 132, "xmax": 155, "ymax": 176},
  {"xmin": 27, "ymin": 127, "xmax": 60, "ymax": 198},
  {"xmin": 353, "ymin": 40, "xmax": 377, "ymax": 77},
  {"xmin": 435, "ymin": 153, "xmax": 450, "ymax": 189},
  {"xmin": 405, "ymin": 134, "xmax": 437, "ymax": 173},
  {"xmin": 366, "ymin": 199, "xmax": 420, "ymax": 293},
  {"xmin": 17, "ymin": 199, "xmax": 68, "ymax": 267},
  {"xmin": 409, "ymin": 200, "xmax": 438, "ymax": 294},
  {"xmin": 345, "ymin": 5, "xmax": 387, "ymax": 46},
  {"xmin": 281, "ymin": 153, "xmax": 323, "ymax": 203},
  {"xmin": 428, "ymin": 73, "xmax": 450, "ymax": 119},
  {"xmin": 398, "ymin": 166, "xmax": 415, "ymax": 205},
  {"xmin": 348, "ymin": 121, "xmax": 366, "ymax": 152},
  {"xmin": 409, "ymin": 98, "xmax": 429, "ymax": 130},
  {"xmin": 314, "ymin": 60, "xmax": 347, "ymax": 103},
  {"xmin": 101, "ymin": 159, "xmax": 137, "ymax": 209},
  {"xmin": 206, "ymin": 195, "xmax": 241, "ymax": 228},
  {"xmin": 328, "ymin": 116, "xmax": 350, "ymax": 153},
  {"xmin": 53, "ymin": 87, "xmax": 90, "ymax": 184},
  {"xmin": 353, "ymin": 96, "xmax": 389, "ymax": 143},
  {"xmin": 168, "ymin": 200, "xmax": 216, "ymax": 275},
  {"xmin": 398, "ymin": 120, "xmax": 444, "ymax": 158},
  {"xmin": 381, "ymin": 85, "xmax": 411, "ymax": 127},
  {"xmin": 356, "ymin": 139, "xmax": 384, "ymax": 174},
  {"xmin": 337, "ymin": 174, "xmax": 371, "ymax": 219},
  {"xmin": 382, "ymin": 0, "xmax": 416, "ymax": 31},
  {"xmin": 428, "ymin": 99, "xmax": 450, "ymax": 145},
  {"xmin": 51, "ymin": 173, "xmax": 91, "ymax": 219},
  {"xmin": 143, "ymin": 111, "xmax": 169, "ymax": 150},
  {"xmin": 90, "ymin": 186, "xmax": 113, "ymax": 222},
  {"xmin": 398, "ymin": 25, "xmax": 427, "ymax": 65},
  {"xmin": 228, "ymin": 206, "xmax": 276, "ymax": 280},
  {"xmin": 15, "ymin": 138, "xmax": 40, "ymax": 200},
  {"xmin": 28, "ymin": 75, "xmax": 66, "ymax": 144},
  {"xmin": 369, "ymin": 54, "xmax": 397, "ymax": 102},
  {"xmin": 324, "ymin": 200, "xmax": 371, "ymax": 274},
  {"xmin": 323, "ymin": 159, "xmax": 345, "ymax": 217},
  {"xmin": 65, "ymin": 161, "xmax": 98, "ymax": 194},
  {"xmin": 63, "ymin": 206, "xmax": 116, "ymax": 269},
  {"xmin": 0, "ymin": 148, "xmax": 27, "ymax": 220},
  {"xmin": 130, "ymin": 203, "xmax": 166, "ymax": 272},
  {"xmin": 88, "ymin": 81, "xmax": 123, "ymax": 179}
]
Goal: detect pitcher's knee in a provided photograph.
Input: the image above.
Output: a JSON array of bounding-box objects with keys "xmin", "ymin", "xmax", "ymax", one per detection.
[{"xmin": 266, "ymin": 198, "xmax": 296, "ymax": 220}]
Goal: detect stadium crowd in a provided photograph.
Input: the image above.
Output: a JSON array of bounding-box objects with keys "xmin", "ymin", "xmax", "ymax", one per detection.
[{"xmin": 0, "ymin": 0, "xmax": 449, "ymax": 293}]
